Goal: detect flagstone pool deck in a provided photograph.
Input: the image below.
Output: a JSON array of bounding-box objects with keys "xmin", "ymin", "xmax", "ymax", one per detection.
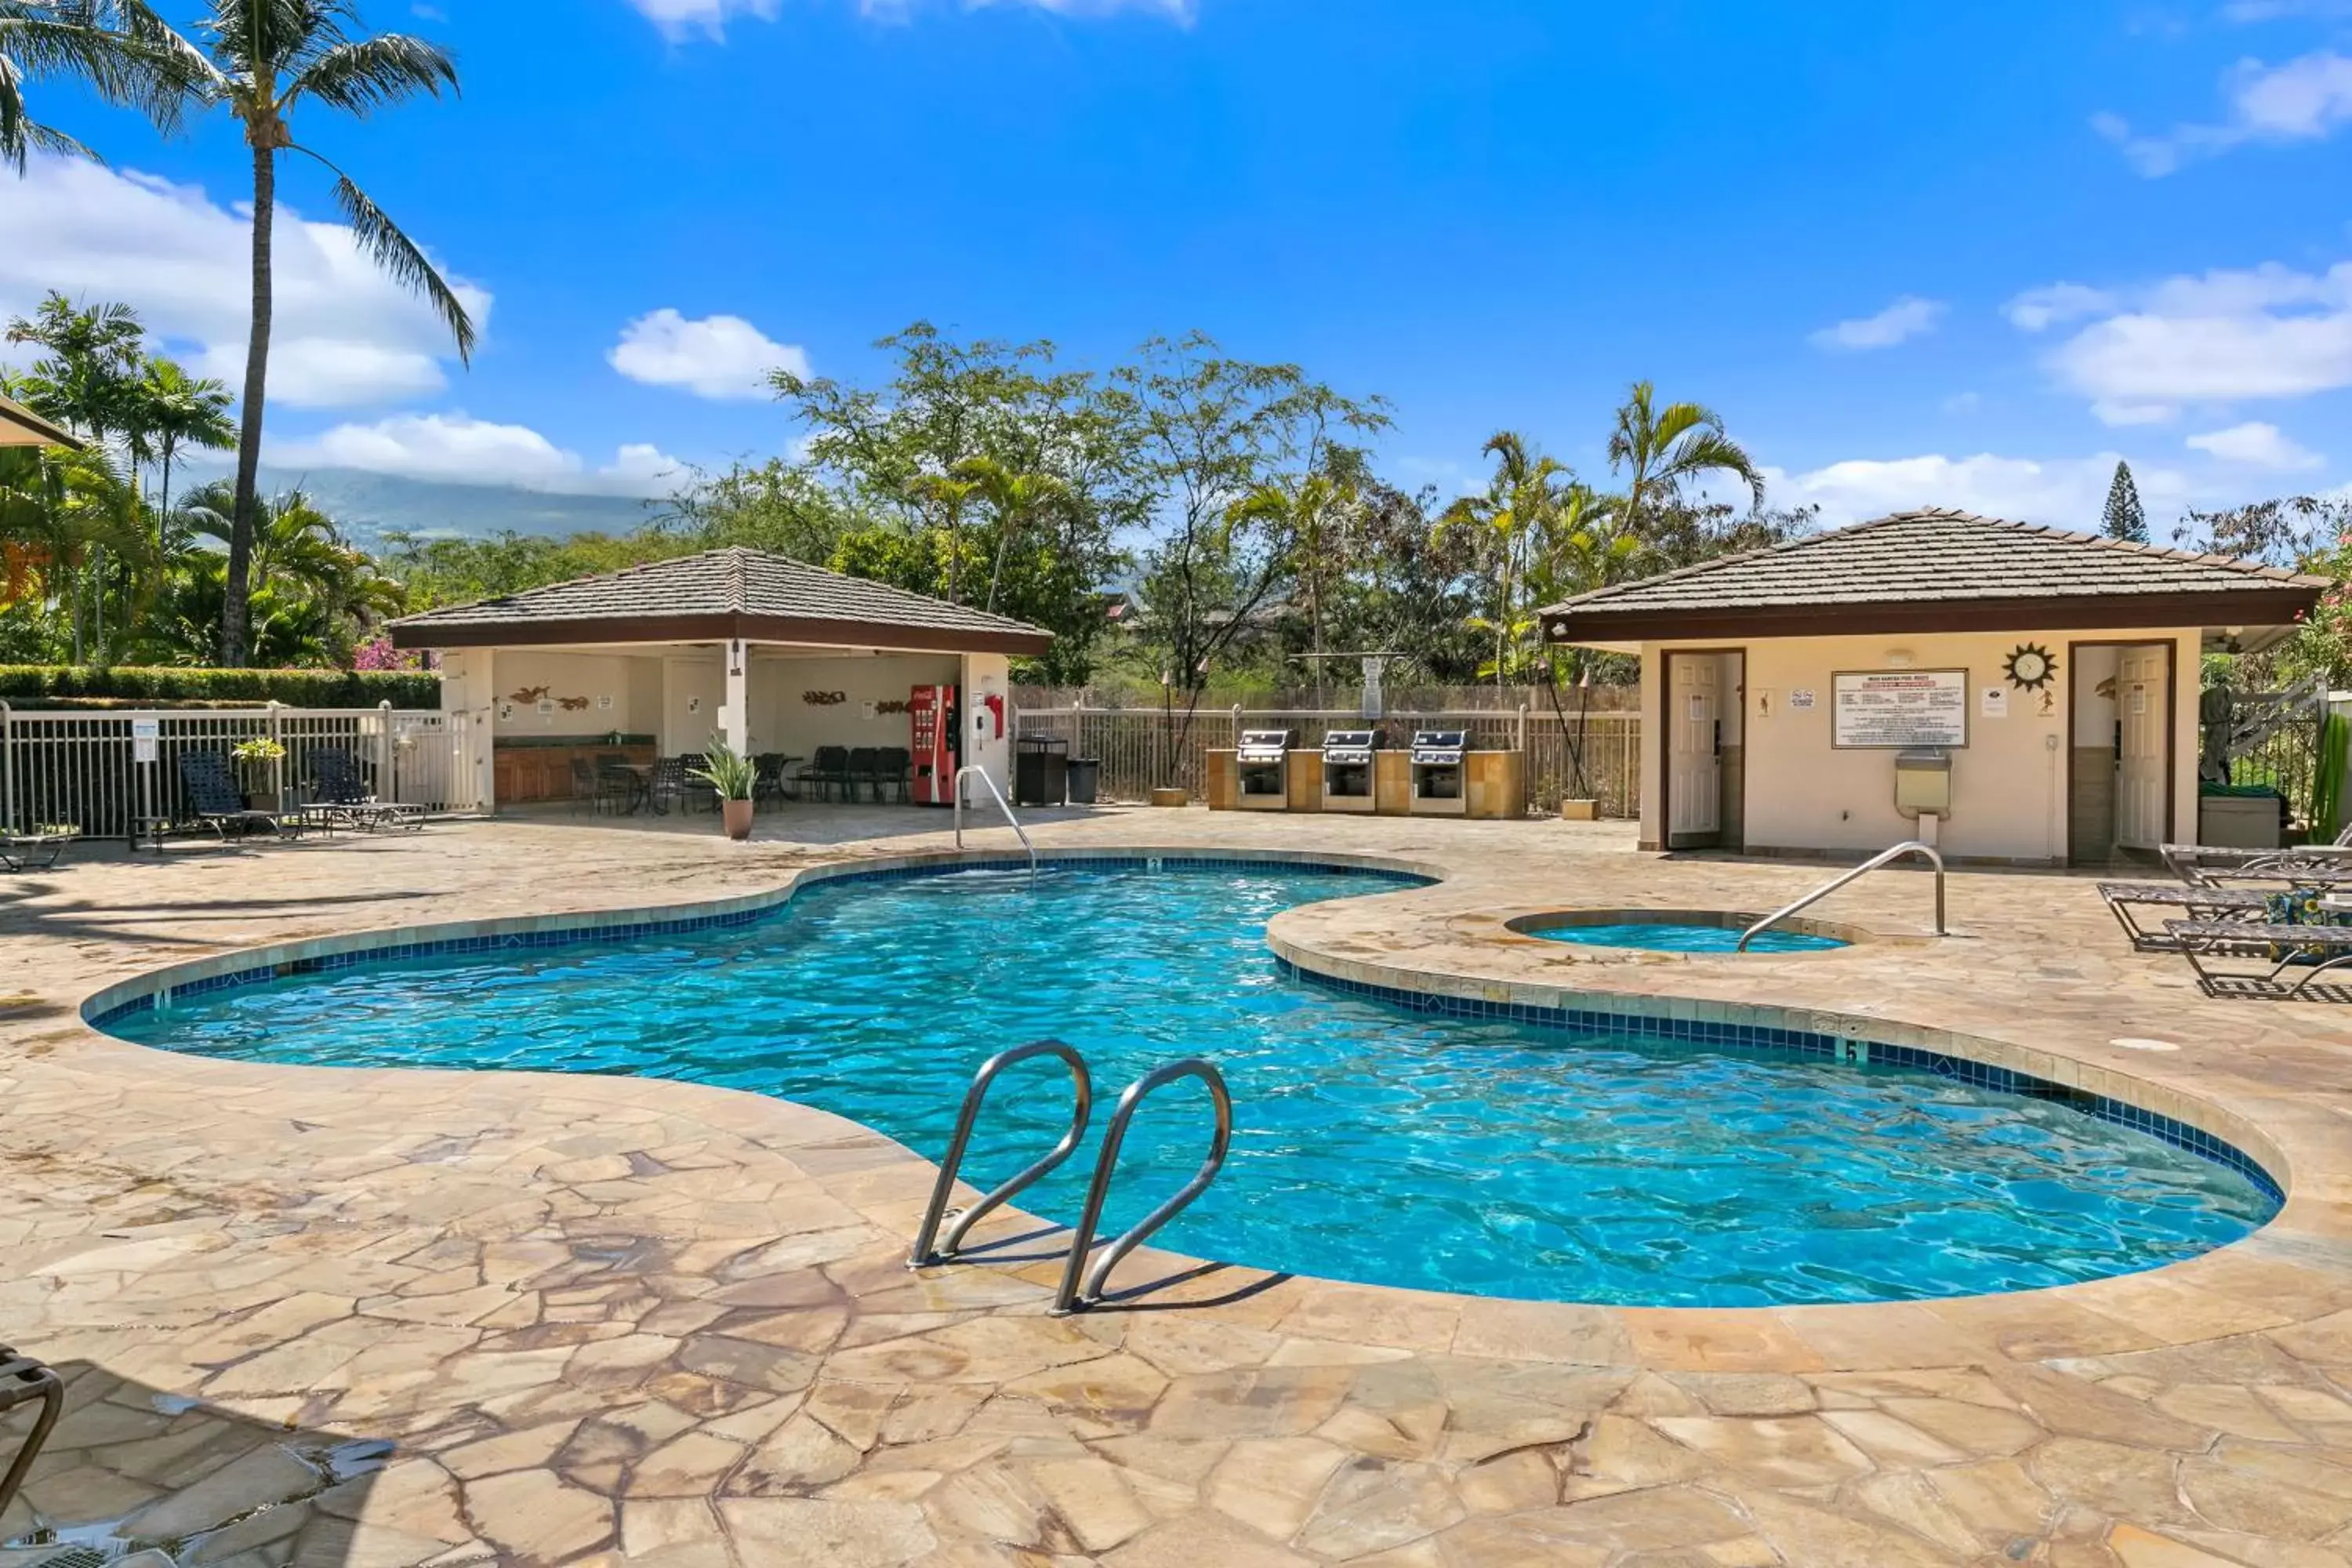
[{"xmin": 4, "ymin": 806, "xmax": 2352, "ymax": 1566}]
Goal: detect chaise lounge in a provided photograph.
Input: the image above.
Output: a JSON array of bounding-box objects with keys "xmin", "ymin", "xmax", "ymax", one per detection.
[
  {"xmin": 176, "ymin": 750, "xmax": 299, "ymax": 843},
  {"xmin": 306, "ymin": 748, "xmax": 428, "ymax": 833}
]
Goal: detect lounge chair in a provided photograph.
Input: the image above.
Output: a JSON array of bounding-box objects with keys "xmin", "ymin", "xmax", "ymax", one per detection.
[
  {"xmin": 0, "ymin": 829, "xmax": 74, "ymax": 873},
  {"xmin": 2098, "ymin": 881, "xmax": 2270, "ymax": 951},
  {"xmin": 308, "ymin": 749, "xmax": 426, "ymax": 832},
  {"xmin": 176, "ymin": 750, "xmax": 296, "ymax": 843},
  {"xmin": 2163, "ymin": 819, "xmax": 2352, "ymax": 885},
  {"xmin": 2165, "ymin": 916, "xmax": 2352, "ymax": 997}
]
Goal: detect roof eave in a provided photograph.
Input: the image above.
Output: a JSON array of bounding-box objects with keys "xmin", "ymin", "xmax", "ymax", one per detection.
[
  {"xmin": 389, "ymin": 610, "xmax": 1054, "ymax": 658},
  {"xmin": 1541, "ymin": 586, "xmax": 2325, "ymax": 644}
]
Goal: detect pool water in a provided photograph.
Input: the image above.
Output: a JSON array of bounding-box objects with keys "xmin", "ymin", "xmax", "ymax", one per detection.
[
  {"xmin": 107, "ymin": 865, "xmax": 2277, "ymax": 1307},
  {"xmin": 1535, "ymin": 921, "xmax": 1849, "ymax": 954}
]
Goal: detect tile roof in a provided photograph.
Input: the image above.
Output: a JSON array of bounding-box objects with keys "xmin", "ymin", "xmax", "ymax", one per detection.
[
  {"xmin": 1540, "ymin": 509, "xmax": 2329, "ymax": 619},
  {"xmin": 392, "ymin": 547, "xmax": 1052, "ymax": 646}
]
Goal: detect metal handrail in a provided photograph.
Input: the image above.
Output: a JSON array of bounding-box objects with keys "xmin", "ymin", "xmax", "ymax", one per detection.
[
  {"xmin": 953, "ymin": 764, "xmax": 1037, "ymax": 879},
  {"xmin": 1052, "ymin": 1058, "xmax": 1233, "ymax": 1316},
  {"xmin": 1739, "ymin": 838, "xmax": 1946, "ymax": 951},
  {"xmin": 909, "ymin": 1040, "xmax": 1094, "ymax": 1269}
]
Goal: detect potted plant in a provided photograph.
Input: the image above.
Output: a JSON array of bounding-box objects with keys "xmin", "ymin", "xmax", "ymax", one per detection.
[
  {"xmin": 691, "ymin": 739, "xmax": 759, "ymax": 841},
  {"xmin": 230, "ymin": 737, "xmax": 288, "ymax": 811}
]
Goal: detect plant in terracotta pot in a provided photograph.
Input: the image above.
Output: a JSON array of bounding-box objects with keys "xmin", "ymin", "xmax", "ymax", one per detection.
[
  {"xmin": 691, "ymin": 739, "xmax": 759, "ymax": 841},
  {"xmin": 230, "ymin": 737, "xmax": 288, "ymax": 811}
]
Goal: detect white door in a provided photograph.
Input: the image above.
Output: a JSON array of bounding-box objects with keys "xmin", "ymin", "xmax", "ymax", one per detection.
[
  {"xmin": 1668, "ymin": 655, "xmax": 1722, "ymax": 844},
  {"xmin": 2116, "ymin": 646, "xmax": 2169, "ymax": 850}
]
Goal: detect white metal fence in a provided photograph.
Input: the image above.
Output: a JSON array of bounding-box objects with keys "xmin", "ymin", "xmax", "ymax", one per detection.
[
  {"xmin": 1014, "ymin": 704, "xmax": 1642, "ymax": 816},
  {"xmin": 0, "ymin": 702, "xmax": 477, "ymax": 839}
]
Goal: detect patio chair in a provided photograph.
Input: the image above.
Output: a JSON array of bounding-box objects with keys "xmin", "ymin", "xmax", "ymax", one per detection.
[
  {"xmin": 0, "ymin": 829, "xmax": 75, "ymax": 873},
  {"xmin": 2162, "ymin": 819, "xmax": 2352, "ymax": 885},
  {"xmin": 845, "ymin": 747, "xmax": 880, "ymax": 804},
  {"xmin": 568, "ymin": 757, "xmax": 601, "ymax": 815},
  {"xmin": 0, "ymin": 1344, "xmax": 63, "ymax": 1521},
  {"xmin": 873, "ymin": 746, "xmax": 912, "ymax": 804},
  {"xmin": 795, "ymin": 746, "xmax": 851, "ymax": 803},
  {"xmin": 753, "ymin": 753, "xmax": 790, "ymax": 809},
  {"xmin": 176, "ymin": 750, "xmax": 295, "ymax": 843},
  {"xmin": 596, "ymin": 758, "xmax": 644, "ymax": 815},
  {"xmin": 677, "ymin": 753, "xmax": 719, "ymax": 814},
  {"xmin": 2098, "ymin": 881, "xmax": 2270, "ymax": 951},
  {"xmin": 308, "ymin": 749, "xmax": 427, "ymax": 833},
  {"xmin": 647, "ymin": 756, "xmax": 690, "ymax": 815}
]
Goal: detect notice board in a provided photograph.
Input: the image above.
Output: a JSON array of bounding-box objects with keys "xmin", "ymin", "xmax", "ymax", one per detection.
[{"xmin": 1831, "ymin": 669, "xmax": 1969, "ymax": 749}]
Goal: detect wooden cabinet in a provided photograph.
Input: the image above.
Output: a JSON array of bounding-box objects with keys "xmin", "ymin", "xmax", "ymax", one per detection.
[{"xmin": 494, "ymin": 742, "xmax": 655, "ymax": 805}]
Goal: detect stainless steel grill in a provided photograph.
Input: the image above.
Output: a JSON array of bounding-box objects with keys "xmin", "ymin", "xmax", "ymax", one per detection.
[
  {"xmin": 1235, "ymin": 728, "xmax": 1294, "ymax": 809},
  {"xmin": 1322, "ymin": 728, "xmax": 1380, "ymax": 813},
  {"xmin": 1409, "ymin": 728, "xmax": 1468, "ymax": 815}
]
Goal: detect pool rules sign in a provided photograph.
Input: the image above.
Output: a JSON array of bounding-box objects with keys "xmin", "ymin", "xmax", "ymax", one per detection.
[{"xmin": 1831, "ymin": 669, "xmax": 1969, "ymax": 749}]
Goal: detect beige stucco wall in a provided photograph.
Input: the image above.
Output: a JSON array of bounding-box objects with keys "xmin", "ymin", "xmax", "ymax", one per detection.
[
  {"xmin": 746, "ymin": 654, "xmax": 962, "ymax": 757},
  {"xmin": 1636, "ymin": 626, "xmax": 2203, "ymax": 863},
  {"xmin": 485, "ymin": 652, "xmax": 659, "ymax": 739}
]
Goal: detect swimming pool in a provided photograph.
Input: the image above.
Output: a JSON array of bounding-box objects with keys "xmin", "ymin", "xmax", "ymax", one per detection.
[{"xmin": 102, "ymin": 861, "xmax": 2278, "ymax": 1307}]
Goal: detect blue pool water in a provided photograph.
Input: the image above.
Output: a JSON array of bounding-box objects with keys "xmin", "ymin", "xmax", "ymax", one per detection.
[
  {"xmin": 1535, "ymin": 921, "xmax": 1849, "ymax": 954},
  {"xmin": 106, "ymin": 864, "xmax": 2278, "ymax": 1306}
]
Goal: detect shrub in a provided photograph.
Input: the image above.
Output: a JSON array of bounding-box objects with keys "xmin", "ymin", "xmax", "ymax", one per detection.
[{"xmin": 0, "ymin": 666, "xmax": 441, "ymax": 710}]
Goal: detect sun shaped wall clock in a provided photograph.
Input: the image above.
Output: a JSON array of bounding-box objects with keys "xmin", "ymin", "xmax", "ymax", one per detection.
[{"xmin": 2003, "ymin": 643, "xmax": 2058, "ymax": 691}]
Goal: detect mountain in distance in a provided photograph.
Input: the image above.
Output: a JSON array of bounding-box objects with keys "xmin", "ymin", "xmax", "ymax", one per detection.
[{"xmin": 228, "ymin": 467, "xmax": 666, "ymax": 550}]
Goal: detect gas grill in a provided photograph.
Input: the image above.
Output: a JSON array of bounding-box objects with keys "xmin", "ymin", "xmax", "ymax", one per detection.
[
  {"xmin": 1321, "ymin": 728, "xmax": 1381, "ymax": 813},
  {"xmin": 1234, "ymin": 728, "xmax": 1296, "ymax": 810},
  {"xmin": 1408, "ymin": 729, "xmax": 1469, "ymax": 815}
]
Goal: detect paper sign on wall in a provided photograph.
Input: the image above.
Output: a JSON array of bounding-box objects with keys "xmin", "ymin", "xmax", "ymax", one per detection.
[
  {"xmin": 131, "ymin": 717, "xmax": 158, "ymax": 763},
  {"xmin": 1687, "ymin": 695, "xmax": 1706, "ymax": 720},
  {"xmin": 2129, "ymin": 684, "xmax": 2148, "ymax": 715},
  {"xmin": 1980, "ymin": 686, "xmax": 2009, "ymax": 718},
  {"xmin": 1788, "ymin": 688, "xmax": 1817, "ymax": 711}
]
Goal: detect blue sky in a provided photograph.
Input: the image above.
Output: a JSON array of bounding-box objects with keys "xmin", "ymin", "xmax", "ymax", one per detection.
[{"xmin": 5, "ymin": 0, "xmax": 2350, "ymax": 531}]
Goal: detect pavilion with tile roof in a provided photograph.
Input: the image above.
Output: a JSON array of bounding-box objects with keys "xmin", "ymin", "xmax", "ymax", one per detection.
[
  {"xmin": 390, "ymin": 548, "xmax": 1054, "ymax": 814},
  {"xmin": 1538, "ymin": 510, "xmax": 2328, "ymax": 864}
]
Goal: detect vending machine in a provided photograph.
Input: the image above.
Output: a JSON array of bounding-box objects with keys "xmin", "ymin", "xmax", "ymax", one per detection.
[{"xmin": 909, "ymin": 684, "xmax": 959, "ymax": 804}]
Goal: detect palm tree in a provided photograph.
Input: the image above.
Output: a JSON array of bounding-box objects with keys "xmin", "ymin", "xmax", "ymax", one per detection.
[
  {"xmin": 1436, "ymin": 432, "xmax": 1573, "ymax": 688},
  {"xmin": 18, "ymin": 1, "xmax": 474, "ymax": 666},
  {"xmin": 1606, "ymin": 381, "xmax": 1766, "ymax": 539},
  {"xmin": 949, "ymin": 455, "xmax": 1071, "ymax": 616},
  {"xmin": 0, "ymin": 0, "xmax": 186, "ymax": 172},
  {"xmin": 131, "ymin": 355, "xmax": 234, "ymax": 535},
  {"xmin": 903, "ymin": 470, "xmax": 979, "ymax": 605}
]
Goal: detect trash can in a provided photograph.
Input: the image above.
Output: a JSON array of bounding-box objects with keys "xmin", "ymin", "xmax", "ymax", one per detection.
[
  {"xmin": 1066, "ymin": 757, "xmax": 1101, "ymax": 805},
  {"xmin": 1014, "ymin": 735, "xmax": 1069, "ymax": 807}
]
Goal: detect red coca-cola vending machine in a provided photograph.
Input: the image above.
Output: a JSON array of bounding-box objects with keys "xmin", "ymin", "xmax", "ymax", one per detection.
[{"xmin": 909, "ymin": 684, "xmax": 958, "ymax": 804}]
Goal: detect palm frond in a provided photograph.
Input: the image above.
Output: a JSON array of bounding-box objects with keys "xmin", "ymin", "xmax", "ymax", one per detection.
[
  {"xmin": 303, "ymin": 151, "xmax": 477, "ymax": 362},
  {"xmin": 290, "ymin": 31, "xmax": 456, "ymax": 114}
]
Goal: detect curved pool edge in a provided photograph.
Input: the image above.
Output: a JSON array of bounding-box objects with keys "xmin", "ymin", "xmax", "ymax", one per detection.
[{"xmin": 60, "ymin": 841, "xmax": 2350, "ymax": 1374}]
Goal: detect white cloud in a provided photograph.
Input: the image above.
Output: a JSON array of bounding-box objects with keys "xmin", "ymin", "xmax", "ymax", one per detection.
[
  {"xmin": 2186, "ymin": 420, "xmax": 2327, "ymax": 470},
  {"xmin": 1769, "ymin": 452, "xmax": 2195, "ymax": 532},
  {"xmin": 2009, "ymin": 258, "xmax": 2352, "ymax": 421},
  {"xmin": 0, "ymin": 154, "xmax": 488, "ymax": 410},
  {"xmin": 630, "ymin": 0, "xmax": 1191, "ymax": 37},
  {"xmin": 608, "ymin": 309, "xmax": 808, "ymax": 400},
  {"xmin": 1808, "ymin": 296, "xmax": 1946, "ymax": 350},
  {"xmin": 270, "ymin": 414, "xmax": 684, "ymax": 496},
  {"xmin": 1941, "ymin": 390, "xmax": 1982, "ymax": 414},
  {"xmin": 2096, "ymin": 50, "xmax": 2352, "ymax": 176}
]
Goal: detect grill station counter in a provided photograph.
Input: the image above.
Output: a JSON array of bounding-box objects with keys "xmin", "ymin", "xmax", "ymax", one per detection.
[{"xmin": 1206, "ymin": 729, "xmax": 1524, "ymax": 818}]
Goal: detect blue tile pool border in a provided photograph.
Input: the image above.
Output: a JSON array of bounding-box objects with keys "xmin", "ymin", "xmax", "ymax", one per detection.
[{"xmin": 78, "ymin": 848, "xmax": 2281, "ymax": 1207}]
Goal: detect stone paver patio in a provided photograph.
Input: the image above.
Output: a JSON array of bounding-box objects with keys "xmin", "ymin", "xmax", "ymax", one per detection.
[{"xmin": 2, "ymin": 804, "xmax": 2350, "ymax": 1566}]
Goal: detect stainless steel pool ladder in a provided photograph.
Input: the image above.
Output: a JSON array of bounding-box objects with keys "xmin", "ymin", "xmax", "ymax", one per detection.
[
  {"xmin": 953, "ymin": 764, "xmax": 1037, "ymax": 880},
  {"xmin": 906, "ymin": 1043, "xmax": 1235, "ymax": 1316},
  {"xmin": 1739, "ymin": 837, "xmax": 1945, "ymax": 951}
]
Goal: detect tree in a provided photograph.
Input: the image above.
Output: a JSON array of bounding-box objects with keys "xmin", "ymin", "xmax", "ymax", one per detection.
[
  {"xmin": 1606, "ymin": 381, "xmax": 1766, "ymax": 539},
  {"xmin": 0, "ymin": 0, "xmax": 187, "ymax": 172},
  {"xmin": 1436, "ymin": 432, "xmax": 1573, "ymax": 688},
  {"xmin": 2103, "ymin": 461, "xmax": 2147, "ymax": 543},
  {"xmin": 132, "ymin": 354, "xmax": 234, "ymax": 532},
  {"xmin": 949, "ymin": 456, "xmax": 1072, "ymax": 617},
  {"xmin": 30, "ymin": 1, "xmax": 474, "ymax": 666}
]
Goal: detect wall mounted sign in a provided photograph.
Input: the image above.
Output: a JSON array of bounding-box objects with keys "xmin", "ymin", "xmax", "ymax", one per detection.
[
  {"xmin": 597, "ymin": 694, "xmax": 614, "ymax": 711},
  {"xmin": 1831, "ymin": 669, "xmax": 1969, "ymax": 749},
  {"xmin": 687, "ymin": 695, "xmax": 702, "ymax": 714},
  {"xmin": 1788, "ymin": 688, "xmax": 1817, "ymax": 711},
  {"xmin": 132, "ymin": 717, "xmax": 158, "ymax": 763},
  {"xmin": 1980, "ymin": 685, "xmax": 2009, "ymax": 719}
]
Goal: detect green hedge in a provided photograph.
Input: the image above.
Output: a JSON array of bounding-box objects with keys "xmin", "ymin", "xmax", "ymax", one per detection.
[{"xmin": 0, "ymin": 666, "xmax": 441, "ymax": 710}]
